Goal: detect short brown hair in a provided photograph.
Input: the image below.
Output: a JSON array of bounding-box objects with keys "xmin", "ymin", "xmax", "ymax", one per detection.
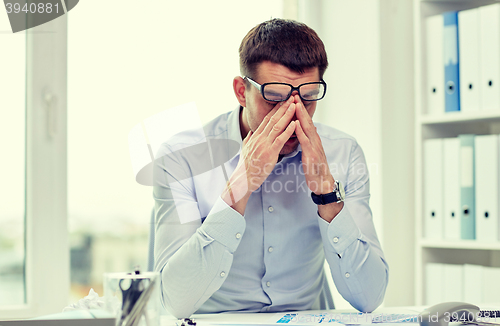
[{"xmin": 239, "ymin": 19, "xmax": 328, "ymax": 79}]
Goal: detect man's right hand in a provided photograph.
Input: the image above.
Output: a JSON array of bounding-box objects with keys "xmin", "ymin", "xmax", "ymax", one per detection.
[{"xmin": 221, "ymin": 98, "xmax": 297, "ymax": 215}]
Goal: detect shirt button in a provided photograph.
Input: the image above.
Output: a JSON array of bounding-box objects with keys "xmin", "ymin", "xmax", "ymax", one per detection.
[
  {"xmin": 345, "ymin": 272, "xmax": 350, "ymax": 278},
  {"xmin": 220, "ymin": 272, "xmax": 226, "ymax": 277},
  {"xmin": 266, "ymin": 281, "xmax": 271, "ymax": 287},
  {"xmin": 333, "ymin": 237, "xmax": 339, "ymax": 243},
  {"xmin": 235, "ymin": 233, "xmax": 241, "ymax": 239},
  {"xmin": 268, "ymin": 206, "xmax": 274, "ymax": 212},
  {"xmin": 268, "ymin": 247, "xmax": 274, "ymax": 253}
]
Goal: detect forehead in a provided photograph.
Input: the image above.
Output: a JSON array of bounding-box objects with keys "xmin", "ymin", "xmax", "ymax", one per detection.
[{"xmin": 255, "ymin": 61, "xmax": 320, "ymax": 84}]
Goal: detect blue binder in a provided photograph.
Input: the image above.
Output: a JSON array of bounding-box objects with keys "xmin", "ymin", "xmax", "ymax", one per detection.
[
  {"xmin": 443, "ymin": 11, "xmax": 460, "ymax": 112},
  {"xmin": 459, "ymin": 134, "xmax": 475, "ymax": 240}
]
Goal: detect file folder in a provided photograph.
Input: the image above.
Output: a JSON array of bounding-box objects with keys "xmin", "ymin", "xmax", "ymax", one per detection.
[
  {"xmin": 475, "ymin": 134, "xmax": 499, "ymax": 242},
  {"xmin": 443, "ymin": 137, "xmax": 460, "ymax": 240},
  {"xmin": 443, "ymin": 264, "xmax": 463, "ymax": 302},
  {"xmin": 479, "ymin": 4, "xmax": 500, "ymax": 111},
  {"xmin": 482, "ymin": 266, "xmax": 500, "ymax": 303},
  {"xmin": 426, "ymin": 15, "xmax": 445, "ymax": 115},
  {"xmin": 424, "ymin": 138, "xmax": 444, "ymax": 239},
  {"xmin": 463, "ymin": 264, "xmax": 483, "ymax": 304},
  {"xmin": 459, "ymin": 134, "xmax": 475, "ymax": 240},
  {"xmin": 459, "ymin": 8, "xmax": 481, "ymax": 112},
  {"xmin": 426, "ymin": 263, "xmax": 444, "ymax": 305},
  {"xmin": 443, "ymin": 11, "xmax": 460, "ymax": 112}
]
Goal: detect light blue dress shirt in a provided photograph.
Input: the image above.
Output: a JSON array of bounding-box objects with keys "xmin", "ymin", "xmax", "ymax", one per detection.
[{"xmin": 153, "ymin": 106, "xmax": 389, "ymax": 318}]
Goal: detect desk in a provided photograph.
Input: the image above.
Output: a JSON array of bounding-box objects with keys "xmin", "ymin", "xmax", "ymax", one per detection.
[{"xmin": 160, "ymin": 307, "xmax": 425, "ymax": 326}]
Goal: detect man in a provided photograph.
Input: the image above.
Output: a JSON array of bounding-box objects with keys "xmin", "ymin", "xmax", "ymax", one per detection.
[{"xmin": 153, "ymin": 18, "xmax": 388, "ymax": 319}]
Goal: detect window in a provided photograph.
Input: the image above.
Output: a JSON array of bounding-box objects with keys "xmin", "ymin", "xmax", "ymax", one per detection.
[
  {"xmin": 0, "ymin": 12, "xmax": 69, "ymax": 319},
  {"xmin": 67, "ymin": 0, "xmax": 283, "ymax": 302}
]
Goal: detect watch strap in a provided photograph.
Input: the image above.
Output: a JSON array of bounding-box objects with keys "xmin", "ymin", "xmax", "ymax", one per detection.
[
  {"xmin": 311, "ymin": 191, "xmax": 340, "ymax": 205},
  {"xmin": 310, "ymin": 180, "xmax": 344, "ymax": 205}
]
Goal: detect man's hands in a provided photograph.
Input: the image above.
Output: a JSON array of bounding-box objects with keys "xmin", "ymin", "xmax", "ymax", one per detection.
[
  {"xmin": 222, "ymin": 93, "xmax": 343, "ymax": 222},
  {"xmin": 222, "ymin": 97, "xmax": 297, "ymax": 215}
]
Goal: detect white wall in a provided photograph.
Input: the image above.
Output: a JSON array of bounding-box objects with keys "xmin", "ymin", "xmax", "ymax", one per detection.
[{"xmin": 379, "ymin": 0, "xmax": 415, "ymax": 307}]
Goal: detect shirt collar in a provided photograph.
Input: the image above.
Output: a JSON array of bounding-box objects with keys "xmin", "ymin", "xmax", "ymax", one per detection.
[{"xmin": 227, "ymin": 106, "xmax": 243, "ymax": 147}]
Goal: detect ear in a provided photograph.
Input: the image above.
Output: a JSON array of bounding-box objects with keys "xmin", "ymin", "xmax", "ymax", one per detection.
[{"xmin": 233, "ymin": 76, "xmax": 247, "ymax": 108}]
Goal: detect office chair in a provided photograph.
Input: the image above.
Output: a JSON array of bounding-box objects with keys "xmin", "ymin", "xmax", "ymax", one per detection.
[{"xmin": 147, "ymin": 208, "xmax": 155, "ymax": 273}]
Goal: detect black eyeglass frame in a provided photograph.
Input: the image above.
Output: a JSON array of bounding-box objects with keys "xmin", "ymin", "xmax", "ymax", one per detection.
[{"xmin": 244, "ymin": 76, "xmax": 327, "ymax": 102}]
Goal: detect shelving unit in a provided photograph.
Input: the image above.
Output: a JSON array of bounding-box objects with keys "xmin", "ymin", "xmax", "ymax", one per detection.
[
  {"xmin": 420, "ymin": 111, "xmax": 500, "ymax": 125},
  {"xmin": 413, "ymin": 0, "xmax": 500, "ymax": 305},
  {"xmin": 420, "ymin": 239, "xmax": 500, "ymax": 251}
]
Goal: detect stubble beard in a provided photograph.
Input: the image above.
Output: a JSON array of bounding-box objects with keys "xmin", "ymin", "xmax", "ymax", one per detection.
[{"xmin": 279, "ymin": 137, "xmax": 299, "ymax": 156}]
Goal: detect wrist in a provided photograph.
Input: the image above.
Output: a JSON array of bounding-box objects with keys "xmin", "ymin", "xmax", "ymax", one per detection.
[
  {"xmin": 221, "ymin": 176, "xmax": 251, "ymax": 215},
  {"xmin": 318, "ymin": 201, "xmax": 344, "ymax": 223},
  {"xmin": 311, "ymin": 180, "xmax": 345, "ymax": 213},
  {"xmin": 312, "ymin": 175, "xmax": 335, "ymax": 195}
]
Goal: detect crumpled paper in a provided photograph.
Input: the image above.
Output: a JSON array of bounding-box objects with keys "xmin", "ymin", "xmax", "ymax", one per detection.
[{"xmin": 63, "ymin": 288, "xmax": 105, "ymax": 312}]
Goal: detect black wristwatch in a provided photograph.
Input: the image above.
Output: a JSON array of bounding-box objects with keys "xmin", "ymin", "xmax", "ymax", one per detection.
[{"xmin": 311, "ymin": 180, "xmax": 345, "ymax": 205}]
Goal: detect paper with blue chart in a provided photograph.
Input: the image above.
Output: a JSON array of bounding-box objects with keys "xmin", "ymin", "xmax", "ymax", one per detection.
[
  {"xmin": 203, "ymin": 311, "xmax": 421, "ymax": 326},
  {"xmin": 270, "ymin": 311, "xmax": 421, "ymax": 325}
]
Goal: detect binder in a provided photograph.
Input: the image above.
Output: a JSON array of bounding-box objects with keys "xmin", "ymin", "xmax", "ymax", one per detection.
[
  {"xmin": 426, "ymin": 263, "xmax": 444, "ymax": 305},
  {"xmin": 443, "ymin": 137, "xmax": 460, "ymax": 240},
  {"xmin": 482, "ymin": 266, "xmax": 500, "ymax": 303},
  {"xmin": 479, "ymin": 4, "xmax": 500, "ymax": 111},
  {"xmin": 475, "ymin": 134, "xmax": 499, "ymax": 242},
  {"xmin": 424, "ymin": 138, "xmax": 444, "ymax": 239},
  {"xmin": 459, "ymin": 134, "xmax": 475, "ymax": 240},
  {"xmin": 463, "ymin": 264, "xmax": 483, "ymax": 304},
  {"xmin": 443, "ymin": 11, "xmax": 460, "ymax": 112},
  {"xmin": 426, "ymin": 15, "xmax": 445, "ymax": 115},
  {"xmin": 443, "ymin": 264, "xmax": 463, "ymax": 302},
  {"xmin": 458, "ymin": 8, "xmax": 481, "ymax": 112}
]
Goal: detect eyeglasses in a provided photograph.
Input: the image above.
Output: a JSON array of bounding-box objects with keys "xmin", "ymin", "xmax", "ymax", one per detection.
[{"xmin": 244, "ymin": 76, "xmax": 327, "ymax": 102}]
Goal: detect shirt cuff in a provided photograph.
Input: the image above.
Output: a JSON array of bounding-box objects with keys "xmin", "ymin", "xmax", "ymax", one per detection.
[
  {"xmin": 318, "ymin": 204, "xmax": 361, "ymax": 254},
  {"xmin": 199, "ymin": 196, "xmax": 246, "ymax": 253}
]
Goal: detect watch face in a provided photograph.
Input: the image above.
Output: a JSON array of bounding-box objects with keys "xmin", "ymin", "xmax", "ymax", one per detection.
[{"xmin": 337, "ymin": 181, "xmax": 345, "ymax": 202}]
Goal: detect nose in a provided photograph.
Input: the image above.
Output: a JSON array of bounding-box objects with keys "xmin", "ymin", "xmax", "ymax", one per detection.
[{"xmin": 290, "ymin": 94, "xmax": 300, "ymax": 121}]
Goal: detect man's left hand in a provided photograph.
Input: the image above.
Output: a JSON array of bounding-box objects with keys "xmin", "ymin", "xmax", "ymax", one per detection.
[
  {"xmin": 293, "ymin": 95, "xmax": 334, "ymax": 195},
  {"xmin": 294, "ymin": 95, "xmax": 344, "ymax": 222}
]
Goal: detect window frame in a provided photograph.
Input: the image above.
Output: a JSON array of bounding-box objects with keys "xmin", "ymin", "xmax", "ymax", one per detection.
[{"xmin": 0, "ymin": 15, "xmax": 69, "ymax": 319}]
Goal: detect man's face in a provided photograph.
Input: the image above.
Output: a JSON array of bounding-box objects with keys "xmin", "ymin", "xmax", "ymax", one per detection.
[{"xmin": 240, "ymin": 61, "xmax": 320, "ymax": 156}]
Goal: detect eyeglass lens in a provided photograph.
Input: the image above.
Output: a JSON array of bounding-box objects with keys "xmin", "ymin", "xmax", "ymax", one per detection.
[{"xmin": 263, "ymin": 83, "xmax": 325, "ymax": 102}]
